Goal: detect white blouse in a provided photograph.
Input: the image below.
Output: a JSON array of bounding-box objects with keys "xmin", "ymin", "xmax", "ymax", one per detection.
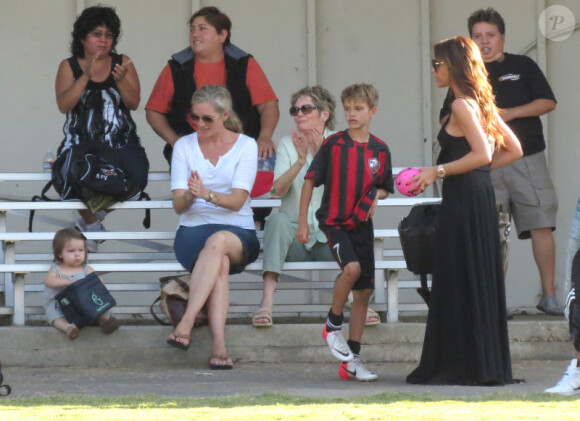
[{"xmin": 171, "ymin": 132, "xmax": 257, "ymax": 230}]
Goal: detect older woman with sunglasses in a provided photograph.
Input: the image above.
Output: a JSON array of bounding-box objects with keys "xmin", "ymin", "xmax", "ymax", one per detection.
[
  {"xmin": 167, "ymin": 84, "xmax": 260, "ymax": 370},
  {"xmin": 252, "ymin": 86, "xmax": 382, "ymax": 327}
]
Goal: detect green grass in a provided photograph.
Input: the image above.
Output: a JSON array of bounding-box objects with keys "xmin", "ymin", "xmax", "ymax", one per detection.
[{"xmin": 1, "ymin": 392, "xmax": 579, "ymax": 420}]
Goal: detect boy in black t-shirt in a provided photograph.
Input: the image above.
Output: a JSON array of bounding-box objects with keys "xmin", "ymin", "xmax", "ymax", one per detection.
[{"xmin": 297, "ymin": 83, "xmax": 394, "ymax": 382}]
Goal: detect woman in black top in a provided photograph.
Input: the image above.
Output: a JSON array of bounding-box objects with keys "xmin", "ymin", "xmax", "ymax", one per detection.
[
  {"xmin": 54, "ymin": 6, "xmax": 148, "ymax": 251},
  {"xmin": 406, "ymin": 36, "xmax": 522, "ymax": 385}
]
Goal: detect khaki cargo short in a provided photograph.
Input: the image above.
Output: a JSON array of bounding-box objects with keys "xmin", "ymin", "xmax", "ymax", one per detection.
[{"xmin": 491, "ymin": 151, "xmax": 558, "ymax": 240}]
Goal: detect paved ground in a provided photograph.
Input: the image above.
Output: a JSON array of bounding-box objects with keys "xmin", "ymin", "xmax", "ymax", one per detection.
[{"xmin": 0, "ymin": 360, "xmax": 573, "ymax": 399}]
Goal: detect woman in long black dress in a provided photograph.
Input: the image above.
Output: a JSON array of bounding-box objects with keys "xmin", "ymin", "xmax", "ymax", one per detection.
[{"xmin": 406, "ymin": 36, "xmax": 523, "ymax": 385}]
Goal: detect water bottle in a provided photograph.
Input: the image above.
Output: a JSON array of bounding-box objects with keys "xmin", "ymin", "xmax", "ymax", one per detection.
[{"xmin": 42, "ymin": 149, "xmax": 55, "ymax": 172}]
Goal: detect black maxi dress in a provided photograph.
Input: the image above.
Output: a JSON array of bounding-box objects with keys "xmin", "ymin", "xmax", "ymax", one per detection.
[{"xmin": 406, "ymin": 124, "xmax": 513, "ymax": 385}]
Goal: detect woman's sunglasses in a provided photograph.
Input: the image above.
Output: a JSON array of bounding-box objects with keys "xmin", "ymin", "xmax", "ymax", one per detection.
[
  {"xmin": 191, "ymin": 113, "xmax": 216, "ymax": 123},
  {"xmin": 431, "ymin": 59, "xmax": 445, "ymax": 71},
  {"xmin": 289, "ymin": 104, "xmax": 318, "ymax": 116}
]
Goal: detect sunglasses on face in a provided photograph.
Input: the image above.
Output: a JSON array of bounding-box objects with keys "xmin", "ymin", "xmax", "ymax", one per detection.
[
  {"xmin": 431, "ymin": 59, "xmax": 445, "ymax": 71},
  {"xmin": 191, "ymin": 113, "xmax": 217, "ymax": 123},
  {"xmin": 289, "ymin": 104, "xmax": 318, "ymax": 116},
  {"xmin": 89, "ymin": 30, "xmax": 114, "ymax": 40}
]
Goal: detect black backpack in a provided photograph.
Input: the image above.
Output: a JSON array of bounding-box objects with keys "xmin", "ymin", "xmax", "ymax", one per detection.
[
  {"xmin": 29, "ymin": 144, "xmax": 150, "ymax": 231},
  {"xmin": 398, "ymin": 203, "xmax": 440, "ymax": 305}
]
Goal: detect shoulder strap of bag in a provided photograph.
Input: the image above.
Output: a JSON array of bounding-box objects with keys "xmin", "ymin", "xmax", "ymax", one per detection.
[
  {"xmin": 28, "ymin": 180, "xmax": 57, "ymax": 232},
  {"xmin": 149, "ymin": 295, "xmax": 171, "ymax": 326},
  {"xmin": 139, "ymin": 191, "xmax": 151, "ymax": 229}
]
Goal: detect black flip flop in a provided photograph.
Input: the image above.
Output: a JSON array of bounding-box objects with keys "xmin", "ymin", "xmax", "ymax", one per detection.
[
  {"xmin": 167, "ymin": 334, "xmax": 190, "ymax": 351},
  {"xmin": 209, "ymin": 355, "xmax": 233, "ymax": 370}
]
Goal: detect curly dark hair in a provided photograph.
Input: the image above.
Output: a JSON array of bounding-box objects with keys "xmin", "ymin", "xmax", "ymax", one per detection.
[{"xmin": 70, "ymin": 6, "xmax": 121, "ymax": 58}]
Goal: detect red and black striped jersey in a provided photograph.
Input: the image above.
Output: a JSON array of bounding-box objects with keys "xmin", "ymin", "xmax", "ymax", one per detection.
[{"xmin": 305, "ymin": 130, "xmax": 394, "ymax": 229}]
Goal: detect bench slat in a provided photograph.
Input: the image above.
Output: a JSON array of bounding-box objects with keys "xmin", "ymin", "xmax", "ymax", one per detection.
[{"xmin": 0, "ymin": 170, "xmax": 437, "ymax": 325}]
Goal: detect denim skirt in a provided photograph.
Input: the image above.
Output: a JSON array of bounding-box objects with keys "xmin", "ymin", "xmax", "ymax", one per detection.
[{"xmin": 174, "ymin": 224, "xmax": 259, "ymax": 274}]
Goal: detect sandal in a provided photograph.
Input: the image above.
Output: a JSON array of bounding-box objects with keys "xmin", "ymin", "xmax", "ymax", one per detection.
[
  {"xmin": 167, "ymin": 331, "xmax": 191, "ymax": 351},
  {"xmin": 365, "ymin": 308, "xmax": 381, "ymax": 326},
  {"xmin": 209, "ymin": 354, "xmax": 233, "ymax": 370},
  {"xmin": 252, "ymin": 307, "xmax": 273, "ymax": 327},
  {"xmin": 66, "ymin": 323, "xmax": 80, "ymax": 340}
]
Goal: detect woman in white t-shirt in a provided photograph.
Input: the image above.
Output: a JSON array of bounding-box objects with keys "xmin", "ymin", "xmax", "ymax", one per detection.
[{"xmin": 167, "ymin": 85, "xmax": 259, "ymax": 370}]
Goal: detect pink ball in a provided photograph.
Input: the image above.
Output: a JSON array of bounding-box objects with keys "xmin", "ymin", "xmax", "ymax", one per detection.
[{"xmin": 395, "ymin": 167, "xmax": 421, "ymax": 197}]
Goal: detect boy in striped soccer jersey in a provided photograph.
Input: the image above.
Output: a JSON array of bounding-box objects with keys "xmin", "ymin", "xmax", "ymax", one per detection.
[{"xmin": 297, "ymin": 83, "xmax": 394, "ymax": 381}]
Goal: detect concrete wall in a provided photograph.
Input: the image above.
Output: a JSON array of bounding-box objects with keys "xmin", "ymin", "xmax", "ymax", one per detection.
[{"xmin": 1, "ymin": 0, "xmax": 578, "ymax": 311}]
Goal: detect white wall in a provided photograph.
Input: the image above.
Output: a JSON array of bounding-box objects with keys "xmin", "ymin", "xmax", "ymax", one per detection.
[{"xmin": 1, "ymin": 0, "xmax": 578, "ymax": 310}]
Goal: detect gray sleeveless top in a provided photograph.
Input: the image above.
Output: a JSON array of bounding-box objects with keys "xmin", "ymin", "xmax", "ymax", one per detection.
[{"xmin": 44, "ymin": 263, "xmax": 89, "ymax": 299}]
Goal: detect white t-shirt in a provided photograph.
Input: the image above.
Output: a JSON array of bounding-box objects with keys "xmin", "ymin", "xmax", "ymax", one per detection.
[{"xmin": 171, "ymin": 132, "xmax": 257, "ymax": 230}]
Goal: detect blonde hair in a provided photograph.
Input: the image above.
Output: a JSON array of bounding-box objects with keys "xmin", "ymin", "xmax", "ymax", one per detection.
[
  {"xmin": 290, "ymin": 86, "xmax": 337, "ymax": 130},
  {"xmin": 434, "ymin": 36, "xmax": 504, "ymax": 149},
  {"xmin": 341, "ymin": 83, "xmax": 379, "ymax": 109},
  {"xmin": 52, "ymin": 228, "xmax": 88, "ymax": 263},
  {"xmin": 191, "ymin": 85, "xmax": 243, "ymax": 133}
]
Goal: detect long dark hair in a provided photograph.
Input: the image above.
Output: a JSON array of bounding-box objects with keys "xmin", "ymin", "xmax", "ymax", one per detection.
[
  {"xmin": 70, "ymin": 6, "xmax": 121, "ymax": 58},
  {"xmin": 434, "ymin": 36, "xmax": 504, "ymax": 149}
]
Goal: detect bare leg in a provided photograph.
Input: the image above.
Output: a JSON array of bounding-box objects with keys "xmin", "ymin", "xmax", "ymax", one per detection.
[
  {"xmin": 331, "ymin": 262, "xmax": 361, "ymax": 316},
  {"xmin": 52, "ymin": 317, "xmax": 79, "ymax": 339},
  {"xmin": 531, "ymin": 227, "xmax": 556, "ymax": 297},
  {"xmin": 255, "ymin": 272, "xmax": 278, "ymax": 323},
  {"xmin": 172, "ymin": 231, "xmax": 244, "ymax": 340},
  {"xmin": 349, "ymin": 289, "xmax": 373, "ymax": 343},
  {"xmin": 52, "ymin": 317, "xmax": 70, "ymax": 334},
  {"xmin": 206, "ymin": 256, "xmax": 230, "ymax": 359}
]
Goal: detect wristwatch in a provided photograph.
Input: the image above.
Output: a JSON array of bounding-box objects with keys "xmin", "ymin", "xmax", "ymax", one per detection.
[
  {"xmin": 208, "ymin": 191, "xmax": 216, "ymax": 202},
  {"xmin": 436, "ymin": 165, "xmax": 446, "ymax": 179}
]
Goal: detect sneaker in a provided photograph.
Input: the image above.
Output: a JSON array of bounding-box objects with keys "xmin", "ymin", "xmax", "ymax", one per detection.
[
  {"xmin": 75, "ymin": 218, "xmax": 106, "ymax": 253},
  {"xmin": 339, "ymin": 356, "xmax": 378, "ymax": 382},
  {"xmin": 322, "ymin": 324, "xmax": 353, "ymax": 362},
  {"xmin": 537, "ymin": 296, "xmax": 565, "ymax": 316},
  {"xmin": 95, "ymin": 210, "xmax": 108, "ymax": 222},
  {"xmin": 544, "ymin": 359, "xmax": 580, "ymax": 395}
]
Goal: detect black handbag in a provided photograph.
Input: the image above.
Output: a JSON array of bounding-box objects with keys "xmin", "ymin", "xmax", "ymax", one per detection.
[
  {"xmin": 55, "ymin": 272, "xmax": 116, "ymax": 328},
  {"xmin": 398, "ymin": 203, "xmax": 440, "ymax": 305}
]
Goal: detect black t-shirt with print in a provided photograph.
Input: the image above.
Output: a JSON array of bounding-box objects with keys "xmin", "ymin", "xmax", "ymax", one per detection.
[
  {"xmin": 439, "ymin": 52, "xmax": 556, "ymax": 156},
  {"xmin": 486, "ymin": 53, "xmax": 556, "ymax": 156}
]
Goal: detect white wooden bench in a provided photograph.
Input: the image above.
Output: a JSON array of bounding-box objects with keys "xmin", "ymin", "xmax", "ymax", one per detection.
[{"xmin": 0, "ymin": 171, "xmax": 440, "ymax": 326}]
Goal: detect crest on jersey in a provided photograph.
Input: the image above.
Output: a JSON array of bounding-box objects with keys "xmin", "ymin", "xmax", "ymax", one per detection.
[{"xmin": 368, "ymin": 157, "xmax": 380, "ymax": 175}]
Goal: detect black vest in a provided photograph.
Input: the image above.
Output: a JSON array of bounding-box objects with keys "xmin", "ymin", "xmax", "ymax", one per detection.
[{"xmin": 166, "ymin": 49, "xmax": 262, "ymax": 140}]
